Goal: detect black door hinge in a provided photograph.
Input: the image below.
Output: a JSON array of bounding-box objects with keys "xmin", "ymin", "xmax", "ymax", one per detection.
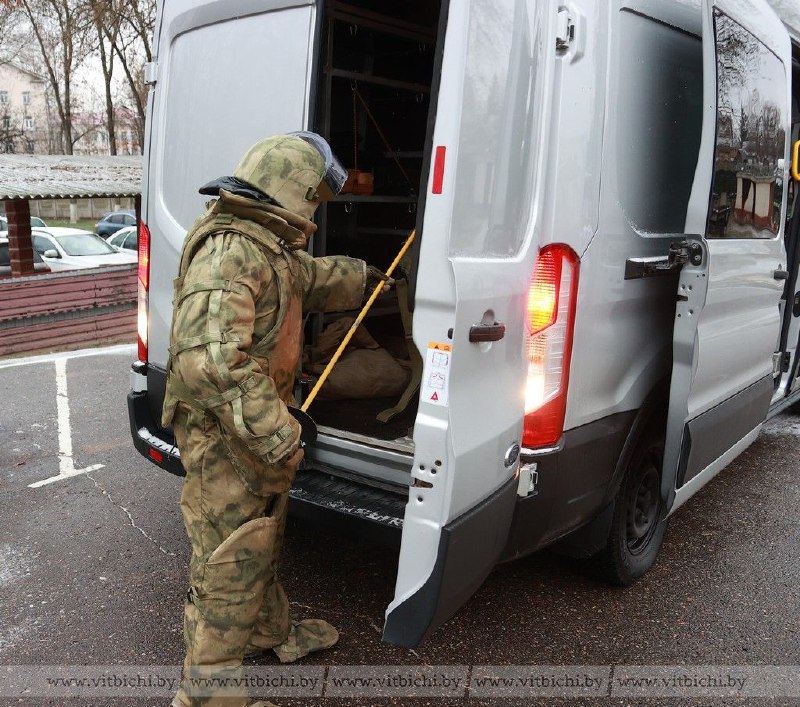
[
  {"xmin": 624, "ymin": 240, "xmax": 703, "ymax": 280},
  {"xmin": 667, "ymin": 240, "xmax": 703, "ymax": 268}
]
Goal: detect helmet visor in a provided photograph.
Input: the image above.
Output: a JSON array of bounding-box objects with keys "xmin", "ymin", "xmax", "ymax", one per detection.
[{"xmin": 290, "ymin": 131, "xmax": 348, "ymax": 196}]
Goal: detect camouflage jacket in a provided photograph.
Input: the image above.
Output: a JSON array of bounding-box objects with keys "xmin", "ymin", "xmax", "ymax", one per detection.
[{"xmin": 162, "ymin": 190, "xmax": 366, "ymax": 492}]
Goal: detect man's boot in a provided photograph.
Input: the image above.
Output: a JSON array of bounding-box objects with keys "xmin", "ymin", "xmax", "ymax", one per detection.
[
  {"xmin": 271, "ymin": 618, "xmax": 340, "ymax": 664},
  {"xmin": 246, "ymin": 618, "xmax": 339, "ymax": 663}
]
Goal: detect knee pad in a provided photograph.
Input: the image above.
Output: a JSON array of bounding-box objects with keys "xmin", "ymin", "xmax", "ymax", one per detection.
[{"xmin": 190, "ymin": 515, "xmax": 280, "ymax": 629}]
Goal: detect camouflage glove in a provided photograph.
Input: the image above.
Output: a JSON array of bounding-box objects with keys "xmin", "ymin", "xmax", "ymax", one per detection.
[{"xmin": 366, "ymin": 265, "xmax": 395, "ymax": 294}]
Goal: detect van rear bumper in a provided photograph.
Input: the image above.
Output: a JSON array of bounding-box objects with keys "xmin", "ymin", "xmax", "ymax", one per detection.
[
  {"xmin": 127, "ymin": 389, "xmax": 406, "ymax": 545},
  {"xmin": 128, "ymin": 390, "xmax": 184, "ymax": 475},
  {"xmin": 501, "ymin": 409, "xmax": 637, "ymax": 561}
]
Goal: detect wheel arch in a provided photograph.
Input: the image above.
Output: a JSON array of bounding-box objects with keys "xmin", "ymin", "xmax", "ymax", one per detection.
[{"xmin": 603, "ymin": 378, "xmax": 670, "ymax": 509}]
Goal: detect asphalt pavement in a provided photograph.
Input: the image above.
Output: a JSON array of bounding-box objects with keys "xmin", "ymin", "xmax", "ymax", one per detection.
[{"xmin": 0, "ymin": 346, "xmax": 798, "ymax": 707}]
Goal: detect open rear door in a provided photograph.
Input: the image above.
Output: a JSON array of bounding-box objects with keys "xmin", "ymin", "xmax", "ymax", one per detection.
[
  {"xmin": 382, "ymin": 0, "xmax": 559, "ymax": 646},
  {"xmin": 145, "ymin": 0, "xmax": 318, "ymax": 376},
  {"xmin": 663, "ymin": 0, "xmax": 791, "ymax": 514}
]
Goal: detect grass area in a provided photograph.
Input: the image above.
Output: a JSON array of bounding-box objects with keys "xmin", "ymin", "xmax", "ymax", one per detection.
[{"xmin": 46, "ymin": 219, "xmax": 99, "ymax": 233}]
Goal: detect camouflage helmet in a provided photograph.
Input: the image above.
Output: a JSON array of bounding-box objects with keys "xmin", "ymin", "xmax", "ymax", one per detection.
[{"xmin": 233, "ymin": 133, "xmax": 344, "ymax": 219}]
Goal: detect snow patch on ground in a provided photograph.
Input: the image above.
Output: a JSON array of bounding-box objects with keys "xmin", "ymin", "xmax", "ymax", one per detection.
[
  {"xmin": 0, "ymin": 624, "xmax": 28, "ymax": 653},
  {"xmin": 0, "ymin": 543, "xmax": 34, "ymax": 655},
  {"xmin": 761, "ymin": 414, "xmax": 800, "ymax": 437},
  {"xmin": 0, "ymin": 543, "xmax": 30, "ymax": 588}
]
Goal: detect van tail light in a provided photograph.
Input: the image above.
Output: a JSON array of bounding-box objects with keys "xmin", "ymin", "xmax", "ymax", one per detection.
[
  {"xmin": 137, "ymin": 220, "xmax": 151, "ymax": 363},
  {"xmin": 523, "ymin": 244, "xmax": 579, "ymax": 448}
]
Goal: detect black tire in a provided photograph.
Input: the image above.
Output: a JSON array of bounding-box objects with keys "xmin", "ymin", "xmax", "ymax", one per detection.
[{"xmin": 599, "ymin": 431, "xmax": 668, "ymax": 586}]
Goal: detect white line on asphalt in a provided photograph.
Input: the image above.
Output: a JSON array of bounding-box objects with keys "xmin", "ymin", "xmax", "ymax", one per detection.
[
  {"xmin": 28, "ymin": 359, "xmax": 105, "ymax": 488},
  {"xmin": 0, "ymin": 343, "xmax": 136, "ymax": 370}
]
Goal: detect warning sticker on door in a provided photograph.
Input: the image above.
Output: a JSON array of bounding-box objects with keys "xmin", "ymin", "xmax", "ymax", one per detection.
[{"xmin": 421, "ymin": 341, "xmax": 452, "ymax": 407}]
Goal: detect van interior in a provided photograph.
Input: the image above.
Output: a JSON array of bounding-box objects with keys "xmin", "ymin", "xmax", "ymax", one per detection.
[{"xmin": 300, "ymin": 0, "xmax": 443, "ymax": 449}]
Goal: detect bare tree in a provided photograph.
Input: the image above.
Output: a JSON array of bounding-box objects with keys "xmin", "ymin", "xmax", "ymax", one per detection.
[
  {"xmin": 19, "ymin": 0, "xmax": 93, "ymax": 155},
  {"xmin": 0, "ymin": 106, "xmax": 26, "ymax": 153},
  {"xmin": 0, "ymin": 1, "xmax": 29, "ymax": 64},
  {"xmin": 4, "ymin": 0, "xmax": 154, "ymax": 155},
  {"xmin": 108, "ymin": 0, "xmax": 155, "ymax": 154},
  {"xmin": 88, "ymin": 0, "xmax": 119, "ymax": 154}
]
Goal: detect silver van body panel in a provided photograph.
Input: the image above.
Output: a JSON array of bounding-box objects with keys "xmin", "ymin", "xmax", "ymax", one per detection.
[{"xmin": 566, "ymin": 1, "xmax": 703, "ymax": 430}]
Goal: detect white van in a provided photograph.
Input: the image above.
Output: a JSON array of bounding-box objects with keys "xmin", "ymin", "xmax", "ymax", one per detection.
[{"xmin": 128, "ymin": 0, "xmax": 800, "ymax": 647}]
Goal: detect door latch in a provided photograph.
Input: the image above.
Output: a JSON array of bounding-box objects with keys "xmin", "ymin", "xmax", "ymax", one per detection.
[{"xmin": 517, "ymin": 462, "xmax": 539, "ymax": 497}]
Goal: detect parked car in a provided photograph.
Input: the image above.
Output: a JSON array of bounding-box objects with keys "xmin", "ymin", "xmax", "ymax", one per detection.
[
  {"xmin": 105, "ymin": 225, "xmax": 138, "ymax": 254},
  {"xmin": 95, "ymin": 210, "xmax": 136, "ymax": 238},
  {"xmin": 0, "ymin": 237, "xmax": 50, "ymax": 275},
  {"xmin": 0, "ymin": 215, "xmax": 48, "ymax": 231},
  {"xmin": 31, "ymin": 228, "xmax": 137, "ymax": 271}
]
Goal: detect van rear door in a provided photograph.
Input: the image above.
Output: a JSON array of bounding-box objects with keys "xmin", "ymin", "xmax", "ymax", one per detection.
[
  {"xmin": 663, "ymin": 0, "xmax": 791, "ymax": 513},
  {"xmin": 145, "ymin": 0, "xmax": 318, "ymax": 376},
  {"xmin": 383, "ymin": 0, "xmax": 559, "ymax": 647}
]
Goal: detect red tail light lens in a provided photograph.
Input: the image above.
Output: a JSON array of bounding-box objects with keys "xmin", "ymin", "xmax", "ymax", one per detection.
[
  {"xmin": 523, "ymin": 244, "xmax": 579, "ymax": 448},
  {"xmin": 137, "ymin": 221, "xmax": 151, "ymax": 363},
  {"xmin": 527, "ymin": 249, "xmax": 560, "ymax": 335}
]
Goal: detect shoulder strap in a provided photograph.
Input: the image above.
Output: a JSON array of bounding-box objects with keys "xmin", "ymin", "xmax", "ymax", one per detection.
[
  {"xmin": 249, "ymin": 252, "xmax": 294, "ymax": 358},
  {"xmin": 177, "ymin": 208, "xmax": 226, "ymax": 277},
  {"xmin": 376, "ymin": 278, "xmax": 423, "ymax": 424}
]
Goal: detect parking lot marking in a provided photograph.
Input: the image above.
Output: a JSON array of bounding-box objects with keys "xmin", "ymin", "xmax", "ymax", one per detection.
[
  {"xmin": 0, "ymin": 343, "xmax": 135, "ymax": 370},
  {"xmin": 28, "ymin": 359, "xmax": 105, "ymax": 488}
]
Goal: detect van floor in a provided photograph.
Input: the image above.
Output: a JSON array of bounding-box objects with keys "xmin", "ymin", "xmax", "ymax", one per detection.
[{"xmin": 307, "ymin": 397, "xmax": 417, "ymax": 441}]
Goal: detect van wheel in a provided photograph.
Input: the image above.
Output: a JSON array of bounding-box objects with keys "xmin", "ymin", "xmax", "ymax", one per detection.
[{"xmin": 599, "ymin": 433, "xmax": 667, "ymax": 586}]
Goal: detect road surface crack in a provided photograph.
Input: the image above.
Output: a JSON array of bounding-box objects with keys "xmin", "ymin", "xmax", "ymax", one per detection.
[{"xmin": 86, "ymin": 473, "xmax": 175, "ymax": 556}]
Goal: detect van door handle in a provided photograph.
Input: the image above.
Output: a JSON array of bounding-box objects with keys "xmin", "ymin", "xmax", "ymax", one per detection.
[
  {"xmin": 774, "ymin": 269, "xmax": 789, "ymax": 280},
  {"xmin": 469, "ymin": 322, "xmax": 505, "ymax": 343}
]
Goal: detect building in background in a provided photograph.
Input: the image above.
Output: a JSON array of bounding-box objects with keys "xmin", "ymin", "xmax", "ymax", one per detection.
[
  {"xmin": 71, "ymin": 106, "xmax": 142, "ymax": 156},
  {"xmin": 0, "ymin": 62, "xmax": 48, "ymax": 155}
]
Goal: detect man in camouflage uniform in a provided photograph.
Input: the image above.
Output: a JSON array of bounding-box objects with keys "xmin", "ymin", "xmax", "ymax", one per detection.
[{"xmin": 163, "ymin": 133, "xmax": 390, "ymax": 707}]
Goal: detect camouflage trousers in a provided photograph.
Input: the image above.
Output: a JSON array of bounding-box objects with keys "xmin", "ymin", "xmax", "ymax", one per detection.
[{"xmin": 172, "ymin": 405, "xmax": 296, "ymax": 707}]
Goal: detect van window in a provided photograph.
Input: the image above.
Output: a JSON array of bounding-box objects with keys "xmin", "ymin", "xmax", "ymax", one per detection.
[
  {"xmin": 448, "ymin": 0, "xmax": 546, "ymax": 258},
  {"xmin": 707, "ymin": 10, "xmax": 786, "ymax": 239},
  {"xmin": 617, "ymin": 11, "xmax": 703, "ymax": 235},
  {"xmin": 159, "ymin": 8, "xmax": 315, "ymax": 231}
]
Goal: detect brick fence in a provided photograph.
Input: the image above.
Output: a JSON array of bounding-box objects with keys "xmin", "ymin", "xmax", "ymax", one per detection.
[{"xmin": 0, "ymin": 265, "xmax": 137, "ymax": 357}]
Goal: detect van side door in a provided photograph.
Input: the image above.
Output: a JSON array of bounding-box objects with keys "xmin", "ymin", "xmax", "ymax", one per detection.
[{"xmin": 663, "ymin": 0, "xmax": 792, "ymax": 513}]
